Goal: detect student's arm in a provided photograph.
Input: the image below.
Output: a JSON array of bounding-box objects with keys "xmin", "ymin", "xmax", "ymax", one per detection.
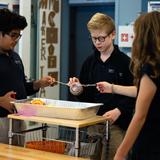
[
  {"xmin": 114, "ymin": 74, "xmax": 156, "ymax": 160},
  {"xmin": 96, "ymin": 81, "xmax": 137, "ymax": 97},
  {"xmin": 112, "ymin": 84, "xmax": 137, "ymax": 97},
  {"xmin": 33, "ymin": 76, "xmax": 55, "ymax": 90},
  {"xmin": 25, "ymin": 76, "xmax": 55, "ymax": 96}
]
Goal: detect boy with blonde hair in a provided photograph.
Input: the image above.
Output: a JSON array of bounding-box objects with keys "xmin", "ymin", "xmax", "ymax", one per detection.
[{"xmin": 69, "ymin": 13, "xmax": 135, "ymax": 160}]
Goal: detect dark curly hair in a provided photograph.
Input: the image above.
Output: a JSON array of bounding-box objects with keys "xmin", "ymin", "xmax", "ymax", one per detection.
[{"xmin": 0, "ymin": 8, "xmax": 27, "ymax": 33}]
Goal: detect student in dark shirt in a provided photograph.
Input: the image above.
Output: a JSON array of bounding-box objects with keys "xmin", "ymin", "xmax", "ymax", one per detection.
[
  {"xmin": 0, "ymin": 8, "xmax": 55, "ymax": 144},
  {"xmin": 111, "ymin": 11, "xmax": 160, "ymax": 160},
  {"xmin": 68, "ymin": 13, "xmax": 135, "ymax": 160}
]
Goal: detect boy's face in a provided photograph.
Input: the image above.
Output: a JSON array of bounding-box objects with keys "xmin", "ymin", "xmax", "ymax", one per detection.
[
  {"xmin": 0, "ymin": 29, "xmax": 21, "ymax": 51},
  {"xmin": 90, "ymin": 29, "xmax": 115, "ymax": 53}
]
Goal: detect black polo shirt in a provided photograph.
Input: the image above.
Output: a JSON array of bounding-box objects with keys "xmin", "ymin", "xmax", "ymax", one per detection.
[
  {"xmin": 75, "ymin": 45, "xmax": 135, "ymax": 130},
  {"xmin": 0, "ymin": 51, "xmax": 36, "ymax": 117}
]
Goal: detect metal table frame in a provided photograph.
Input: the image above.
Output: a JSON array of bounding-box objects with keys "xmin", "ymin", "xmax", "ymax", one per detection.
[{"xmin": 8, "ymin": 114, "xmax": 106, "ymax": 157}]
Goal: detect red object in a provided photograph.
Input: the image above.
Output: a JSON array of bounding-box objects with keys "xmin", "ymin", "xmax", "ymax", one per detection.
[
  {"xmin": 11, "ymin": 93, "xmax": 16, "ymax": 99},
  {"xmin": 25, "ymin": 141, "xmax": 65, "ymax": 154},
  {"xmin": 121, "ymin": 33, "xmax": 128, "ymax": 42}
]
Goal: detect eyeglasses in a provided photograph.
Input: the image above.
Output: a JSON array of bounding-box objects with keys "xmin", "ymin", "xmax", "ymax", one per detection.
[
  {"xmin": 5, "ymin": 32, "xmax": 22, "ymax": 41},
  {"xmin": 90, "ymin": 30, "xmax": 114, "ymax": 43},
  {"xmin": 91, "ymin": 35, "xmax": 108, "ymax": 43}
]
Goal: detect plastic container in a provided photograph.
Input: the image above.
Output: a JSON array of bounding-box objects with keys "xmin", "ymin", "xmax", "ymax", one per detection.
[{"xmin": 25, "ymin": 140, "xmax": 65, "ymax": 154}]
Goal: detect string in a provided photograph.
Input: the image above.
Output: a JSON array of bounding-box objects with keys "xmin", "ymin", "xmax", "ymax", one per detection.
[
  {"xmin": 55, "ymin": 81, "xmax": 69, "ymax": 86},
  {"xmin": 55, "ymin": 81, "xmax": 96, "ymax": 87}
]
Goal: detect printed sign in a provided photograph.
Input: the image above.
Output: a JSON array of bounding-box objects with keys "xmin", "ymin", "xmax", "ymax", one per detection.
[{"xmin": 118, "ymin": 25, "xmax": 134, "ymax": 47}]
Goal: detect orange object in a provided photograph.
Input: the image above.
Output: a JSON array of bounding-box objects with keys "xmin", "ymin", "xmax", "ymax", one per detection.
[
  {"xmin": 25, "ymin": 141, "xmax": 65, "ymax": 154},
  {"xmin": 30, "ymin": 99, "xmax": 45, "ymax": 105}
]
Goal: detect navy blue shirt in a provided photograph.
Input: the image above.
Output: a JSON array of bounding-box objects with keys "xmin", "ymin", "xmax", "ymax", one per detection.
[{"xmin": 0, "ymin": 51, "xmax": 37, "ymax": 117}]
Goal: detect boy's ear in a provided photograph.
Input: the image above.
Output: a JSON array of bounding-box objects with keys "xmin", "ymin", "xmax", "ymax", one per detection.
[{"xmin": 111, "ymin": 30, "xmax": 116, "ymax": 40}]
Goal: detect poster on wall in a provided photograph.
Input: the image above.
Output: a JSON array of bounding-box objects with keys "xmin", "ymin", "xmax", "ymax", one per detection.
[
  {"xmin": 148, "ymin": 1, "xmax": 160, "ymax": 12},
  {"xmin": 38, "ymin": 0, "xmax": 61, "ymax": 99}
]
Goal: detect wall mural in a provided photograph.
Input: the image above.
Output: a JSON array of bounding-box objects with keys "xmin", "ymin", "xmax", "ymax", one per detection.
[{"xmin": 38, "ymin": 0, "xmax": 61, "ymax": 99}]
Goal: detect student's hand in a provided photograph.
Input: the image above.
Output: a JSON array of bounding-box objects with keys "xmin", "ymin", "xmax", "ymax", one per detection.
[
  {"xmin": 0, "ymin": 91, "xmax": 16, "ymax": 113},
  {"xmin": 68, "ymin": 77, "xmax": 80, "ymax": 86},
  {"xmin": 40, "ymin": 76, "xmax": 56, "ymax": 87},
  {"xmin": 102, "ymin": 108, "xmax": 121, "ymax": 124},
  {"xmin": 33, "ymin": 76, "xmax": 56, "ymax": 90},
  {"xmin": 96, "ymin": 81, "xmax": 113, "ymax": 93}
]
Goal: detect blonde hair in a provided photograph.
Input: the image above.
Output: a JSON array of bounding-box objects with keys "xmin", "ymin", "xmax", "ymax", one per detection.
[{"xmin": 87, "ymin": 12, "xmax": 115, "ymax": 34}]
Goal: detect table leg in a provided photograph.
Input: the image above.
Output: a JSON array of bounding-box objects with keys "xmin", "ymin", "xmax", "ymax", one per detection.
[
  {"xmin": 75, "ymin": 127, "xmax": 80, "ymax": 157},
  {"xmin": 8, "ymin": 118, "xmax": 13, "ymax": 145},
  {"xmin": 106, "ymin": 121, "xmax": 109, "ymax": 141},
  {"xmin": 42, "ymin": 123, "xmax": 47, "ymax": 140}
]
